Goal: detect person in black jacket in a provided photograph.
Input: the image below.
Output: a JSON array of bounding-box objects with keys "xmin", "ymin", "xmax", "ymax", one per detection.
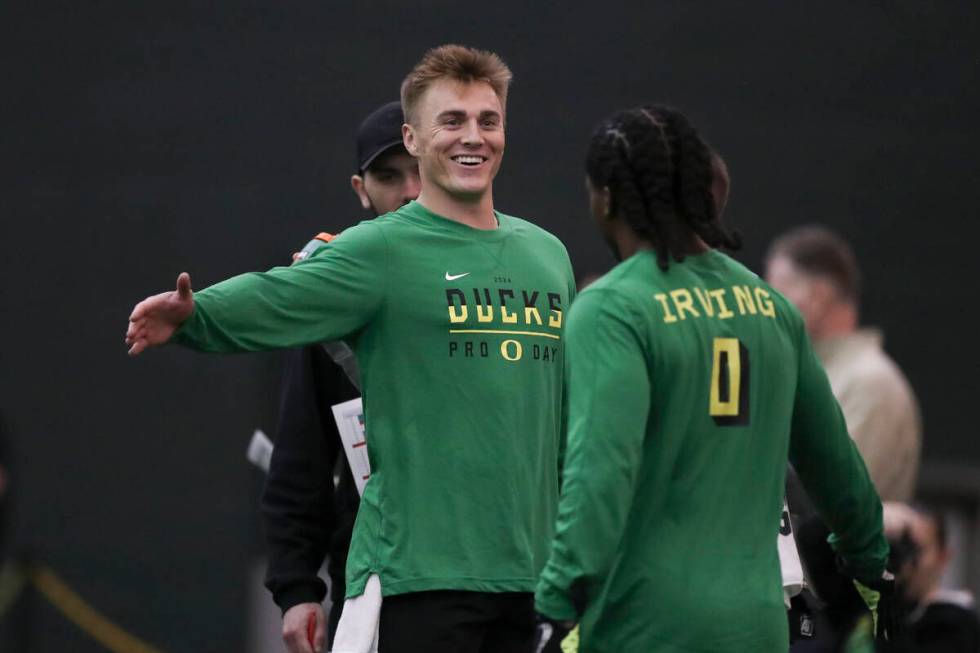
[
  {"xmin": 883, "ymin": 502, "xmax": 979, "ymax": 653},
  {"xmin": 262, "ymin": 101, "xmax": 420, "ymax": 653}
]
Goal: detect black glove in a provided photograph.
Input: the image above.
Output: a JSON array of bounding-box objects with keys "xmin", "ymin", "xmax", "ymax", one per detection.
[
  {"xmin": 533, "ymin": 614, "xmax": 575, "ymax": 653},
  {"xmin": 853, "ymin": 570, "xmax": 904, "ymax": 642}
]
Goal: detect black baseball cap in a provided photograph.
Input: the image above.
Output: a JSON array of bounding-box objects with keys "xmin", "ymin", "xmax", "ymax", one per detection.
[{"xmin": 356, "ymin": 101, "xmax": 407, "ymax": 173}]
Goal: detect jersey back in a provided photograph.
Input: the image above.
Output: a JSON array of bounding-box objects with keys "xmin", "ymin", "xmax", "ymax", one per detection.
[{"xmin": 585, "ymin": 249, "xmax": 801, "ymax": 651}]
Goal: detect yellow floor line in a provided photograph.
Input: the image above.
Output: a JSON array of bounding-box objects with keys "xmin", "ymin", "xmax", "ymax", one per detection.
[{"xmin": 31, "ymin": 566, "xmax": 167, "ymax": 653}]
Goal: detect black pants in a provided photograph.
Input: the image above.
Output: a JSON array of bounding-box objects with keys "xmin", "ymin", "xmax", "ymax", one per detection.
[{"xmin": 378, "ymin": 590, "xmax": 535, "ymax": 653}]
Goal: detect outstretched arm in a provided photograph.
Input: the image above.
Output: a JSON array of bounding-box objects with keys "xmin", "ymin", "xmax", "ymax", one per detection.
[
  {"xmin": 125, "ymin": 272, "xmax": 194, "ymax": 356},
  {"xmin": 123, "ymin": 221, "xmax": 387, "ymax": 356}
]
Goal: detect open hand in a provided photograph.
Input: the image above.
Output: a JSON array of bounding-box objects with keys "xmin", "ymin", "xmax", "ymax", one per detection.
[{"xmin": 125, "ymin": 273, "xmax": 194, "ymax": 356}]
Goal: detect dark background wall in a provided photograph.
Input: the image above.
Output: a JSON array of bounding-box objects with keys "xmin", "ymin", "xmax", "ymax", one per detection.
[{"xmin": 1, "ymin": 1, "xmax": 977, "ymax": 650}]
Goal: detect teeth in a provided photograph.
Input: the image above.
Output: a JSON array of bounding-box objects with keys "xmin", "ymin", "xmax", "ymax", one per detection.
[{"xmin": 453, "ymin": 156, "xmax": 484, "ymax": 164}]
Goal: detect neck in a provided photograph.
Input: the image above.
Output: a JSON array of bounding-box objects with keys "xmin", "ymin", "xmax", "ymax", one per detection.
[
  {"xmin": 610, "ymin": 221, "xmax": 709, "ymax": 262},
  {"xmin": 416, "ymin": 186, "xmax": 497, "ymax": 230},
  {"xmin": 812, "ymin": 303, "xmax": 858, "ymax": 341}
]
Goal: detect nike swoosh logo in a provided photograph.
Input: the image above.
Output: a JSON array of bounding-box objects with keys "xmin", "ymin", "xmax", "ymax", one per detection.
[{"xmin": 445, "ymin": 272, "xmax": 470, "ymax": 281}]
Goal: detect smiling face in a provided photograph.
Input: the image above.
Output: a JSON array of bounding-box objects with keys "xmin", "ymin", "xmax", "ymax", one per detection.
[{"xmin": 403, "ymin": 79, "xmax": 505, "ymax": 205}]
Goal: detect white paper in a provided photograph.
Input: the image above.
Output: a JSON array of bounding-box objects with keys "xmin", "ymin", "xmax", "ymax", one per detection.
[
  {"xmin": 778, "ymin": 499, "xmax": 806, "ymax": 607},
  {"xmin": 331, "ymin": 398, "xmax": 371, "ymax": 496}
]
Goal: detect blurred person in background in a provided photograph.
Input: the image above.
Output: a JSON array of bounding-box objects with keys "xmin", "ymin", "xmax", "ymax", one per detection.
[
  {"xmin": 263, "ymin": 101, "xmax": 419, "ymax": 653},
  {"xmin": 883, "ymin": 502, "xmax": 979, "ymax": 652},
  {"xmin": 766, "ymin": 226, "xmax": 921, "ymax": 501}
]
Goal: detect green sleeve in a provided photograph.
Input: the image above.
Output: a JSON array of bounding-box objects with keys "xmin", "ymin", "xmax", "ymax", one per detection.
[
  {"xmin": 173, "ymin": 222, "xmax": 388, "ymax": 352},
  {"xmin": 788, "ymin": 322, "xmax": 888, "ymax": 583},
  {"xmin": 535, "ymin": 289, "xmax": 650, "ymax": 620}
]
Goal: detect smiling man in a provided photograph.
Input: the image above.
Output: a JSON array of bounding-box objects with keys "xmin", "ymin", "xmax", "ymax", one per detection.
[{"xmin": 125, "ymin": 45, "xmax": 575, "ymax": 652}]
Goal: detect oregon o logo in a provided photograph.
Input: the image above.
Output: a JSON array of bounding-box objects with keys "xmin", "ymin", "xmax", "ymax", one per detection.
[{"xmin": 500, "ymin": 339, "xmax": 523, "ymax": 361}]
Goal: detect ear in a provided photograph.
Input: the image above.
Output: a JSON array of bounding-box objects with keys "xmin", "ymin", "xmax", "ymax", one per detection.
[
  {"xmin": 600, "ymin": 185, "xmax": 614, "ymax": 220},
  {"xmin": 350, "ymin": 174, "xmax": 371, "ymax": 211},
  {"xmin": 402, "ymin": 123, "xmax": 420, "ymax": 157},
  {"xmin": 710, "ymin": 151, "xmax": 731, "ymax": 217}
]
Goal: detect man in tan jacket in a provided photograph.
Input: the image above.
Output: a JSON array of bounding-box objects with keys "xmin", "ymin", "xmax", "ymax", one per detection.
[{"xmin": 766, "ymin": 225, "xmax": 921, "ymax": 501}]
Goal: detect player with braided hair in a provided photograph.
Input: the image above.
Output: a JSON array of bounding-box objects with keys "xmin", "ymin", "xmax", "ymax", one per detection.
[
  {"xmin": 583, "ymin": 105, "xmax": 741, "ymax": 270},
  {"xmin": 534, "ymin": 105, "xmax": 889, "ymax": 652}
]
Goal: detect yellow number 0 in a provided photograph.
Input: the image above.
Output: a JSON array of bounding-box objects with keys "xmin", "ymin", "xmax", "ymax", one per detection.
[
  {"xmin": 710, "ymin": 337, "xmax": 744, "ymax": 420},
  {"xmin": 708, "ymin": 338, "xmax": 742, "ymax": 417}
]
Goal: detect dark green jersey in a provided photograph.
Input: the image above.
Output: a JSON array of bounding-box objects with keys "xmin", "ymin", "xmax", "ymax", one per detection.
[
  {"xmin": 173, "ymin": 201, "xmax": 576, "ymax": 597},
  {"xmin": 535, "ymin": 249, "xmax": 886, "ymax": 652}
]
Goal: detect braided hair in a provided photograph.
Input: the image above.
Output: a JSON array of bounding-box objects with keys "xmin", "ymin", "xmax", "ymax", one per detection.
[{"xmin": 585, "ymin": 105, "xmax": 741, "ymax": 270}]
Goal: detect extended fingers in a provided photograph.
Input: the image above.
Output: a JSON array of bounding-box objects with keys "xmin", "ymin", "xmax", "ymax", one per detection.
[
  {"xmin": 126, "ymin": 317, "xmax": 143, "ymax": 340},
  {"xmin": 125, "ymin": 317, "xmax": 149, "ymax": 355},
  {"xmin": 129, "ymin": 299, "xmax": 146, "ymax": 322},
  {"xmin": 127, "ymin": 338, "xmax": 147, "ymax": 356}
]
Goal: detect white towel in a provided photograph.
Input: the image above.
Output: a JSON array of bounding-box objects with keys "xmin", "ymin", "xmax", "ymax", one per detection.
[
  {"xmin": 331, "ymin": 574, "xmax": 382, "ymax": 653},
  {"xmin": 778, "ymin": 500, "xmax": 806, "ymax": 608}
]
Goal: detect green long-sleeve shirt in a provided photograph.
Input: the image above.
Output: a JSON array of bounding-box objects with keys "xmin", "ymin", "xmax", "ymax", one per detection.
[
  {"xmin": 174, "ymin": 201, "xmax": 576, "ymax": 598},
  {"xmin": 535, "ymin": 249, "xmax": 887, "ymax": 652}
]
